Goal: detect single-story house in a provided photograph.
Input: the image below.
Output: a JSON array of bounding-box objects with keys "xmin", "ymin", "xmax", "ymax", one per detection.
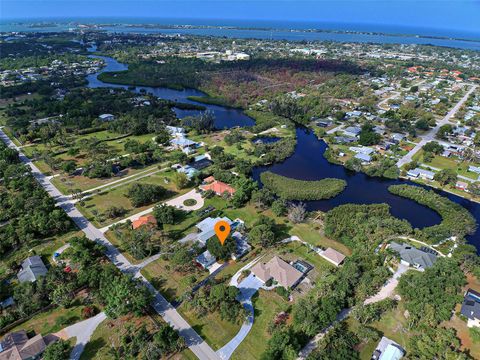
[
  {"xmin": 200, "ymin": 177, "xmax": 236, "ymax": 196},
  {"xmin": 170, "ymin": 137, "xmax": 199, "ymax": 154},
  {"xmin": 391, "ymin": 133, "xmax": 406, "ymax": 143},
  {"xmin": 171, "ymin": 163, "xmax": 199, "ymax": 179},
  {"xmin": 349, "ymin": 146, "xmax": 375, "ymax": 155},
  {"xmin": 132, "ymin": 215, "xmax": 157, "ymax": 230},
  {"xmin": 316, "ymin": 119, "xmax": 333, "ymax": 128},
  {"xmin": 190, "ymin": 154, "xmax": 213, "ymax": 171},
  {"xmin": 166, "ymin": 126, "xmax": 185, "ymax": 137},
  {"xmin": 345, "ymin": 110, "xmax": 362, "ymax": 118},
  {"xmin": 188, "ymin": 216, "xmax": 234, "ymax": 247},
  {"xmin": 343, "ymin": 126, "xmax": 362, "ymax": 138},
  {"xmin": 407, "ymin": 168, "xmax": 435, "ymax": 181},
  {"xmin": 251, "ymin": 256, "xmax": 304, "ymax": 289},
  {"xmin": 334, "ymin": 136, "xmax": 357, "ymax": 144},
  {"xmin": 388, "ymin": 242, "xmax": 437, "ymax": 270},
  {"xmin": 460, "ymin": 288, "xmax": 480, "ymax": 328},
  {"xmin": 320, "ymin": 247, "xmax": 346, "ymax": 267},
  {"xmin": 0, "ymin": 330, "xmax": 58, "ymax": 360},
  {"xmin": 195, "ymin": 250, "xmax": 216, "ymax": 269},
  {"xmin": 469, "ymin": 165, "xmax": 480, "ymax": 174},
  {"xmin": 17, "ymin": 256, "xmax": 48, "ymax": 283},
  {"xmin": 354, "ymin": 153, "xmax": 372, "ymax": 163},
  {"xmin": 456, "ymin": 181, "xmax": 469, "ymax": 191},
  {"xmin": 0, "ymin": 296, "xmax": 14, "ymax": 310},
  {"xmin": 98, "ymin": 113, "xmax": 115, "ymax": 122},
  {"xmin": 231, "ymin": 231, "xmax": 251, "ymax": 260},
  {"xmin": 371, "ymin": 336, "xmax": 405, "ymax": 360}
]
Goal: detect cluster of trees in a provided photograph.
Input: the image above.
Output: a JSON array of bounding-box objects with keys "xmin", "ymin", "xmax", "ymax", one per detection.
[
  {"xmin": 116, "ymin": 225, "xmax": 168, "ymax": 260},
  {"xmin": 253, "ymin": 137, "xmax": 296, "ymax": 165},
  {"xmin": 126, "ymin": 183, "xmax": 167, "ymax": 207},
  {"xmin": 6, "ymin": 87, "xmax": 175, "ymax": 137},
  {"xmin": 1, "ymin": 235, "xmax": 153, "ymax": 329},
  {"xmin": 181, "ymin": 110, "xmax": 216, "ymax": 133},
  {"xmin": 248, "ymin": 216, "xmax": 280, "ymax": 247},
  {"xmin": 188, "ymin": 283, "xmax": 247, "ymax": 323},
  {"xmin": 358, "ymin": 123, "xmax": 381, "ymax": 146},
  {"xmin": 388, "ymin": 185, "xmax": 476, "ymax": 243},
  {"xmin": 260, "ymin": 172, "xmax": 346, "ymax": 200},
  {"xmin": 323, "ymin": 203, "xmax": 412, "ymax": 250},
  {"xmin": 109, "ymin": 323, "xmax": 185, "ymax": 359},
  {"xmin": 0, "ymin": 144, "xmax": 72, "ymax": 256}
]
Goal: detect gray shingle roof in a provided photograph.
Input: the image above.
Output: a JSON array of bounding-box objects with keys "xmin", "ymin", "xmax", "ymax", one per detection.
[
  {"xmin": 17, "ymin": 256, "xmax": 47, "ymax": 283},
  {"xmin": 389, "ymin": 242, "xmax": 437, "ymax": 269},
  {"xmin": 461, "ymin": 289, "xmax": 480, "ymax": 321}
]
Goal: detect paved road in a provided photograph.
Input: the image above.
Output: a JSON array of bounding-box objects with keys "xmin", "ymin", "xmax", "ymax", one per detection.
[
  {"xmin": 396, "ymin": 84, "xmax": 477, "ymax": 168},
  {"xmin": 0, "ymin": 129, "xmax": 220, "ymax": 360},
  {"xmin": 55, "ymin": 312, "xmax": 107, "ymax": 360},
  {"xmin": 217, "ymin": 274, "xmax": 263, "ymax": 360}
]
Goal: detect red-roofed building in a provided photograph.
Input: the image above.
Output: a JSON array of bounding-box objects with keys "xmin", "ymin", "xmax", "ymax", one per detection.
[
  {"xmin": 200, "ymin": 178, "xmax": 236, "ymax": 196},
  {"xmin": 132, "ymin": 215, "xmax": 157, "ymax": 230}
]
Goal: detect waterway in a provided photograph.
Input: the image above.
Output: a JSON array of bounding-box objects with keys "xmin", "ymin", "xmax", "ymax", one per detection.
[{"xmin": 87, "ymin": 54, "xmax": 480, "ymax": 251}]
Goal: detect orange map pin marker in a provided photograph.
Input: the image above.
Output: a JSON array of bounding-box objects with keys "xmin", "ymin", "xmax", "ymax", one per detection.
[{"xmin": 214, "ymin": 220, "xmax": 231, "ymax": 246}]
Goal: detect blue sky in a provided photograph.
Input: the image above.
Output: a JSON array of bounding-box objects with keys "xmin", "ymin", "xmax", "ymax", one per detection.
[{"xmin": 2, "ymin": 0, "xmax": 480, "ymax": 34}]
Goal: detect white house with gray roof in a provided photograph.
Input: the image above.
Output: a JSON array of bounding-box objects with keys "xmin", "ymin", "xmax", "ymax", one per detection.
[
  {"xmin": 17, "ymin": 256, "xmax": 48, "ymax": 283},
  {"xmin": 388, "ymin": 242, "xmax": 437, "ymax": 270}
]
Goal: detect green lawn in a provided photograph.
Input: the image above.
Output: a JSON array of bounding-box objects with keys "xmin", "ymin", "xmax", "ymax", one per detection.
[
  {"xmin": 141, "ymin": 257, "xmax": 208, "ymax": 303},
  {"xmin": 231, "ymin": 290, "xmax": 289, "ymax": 360},
  {"xmin": 11, "ymin": 303, "xmax": 86, "ymax": 335},
  {"xmin": 177, "ymin": 304, "xmax": 242, "ymax": 351}
]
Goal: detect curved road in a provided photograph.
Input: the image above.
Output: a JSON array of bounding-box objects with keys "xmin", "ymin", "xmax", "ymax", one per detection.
[{"xmin": 0, "ymin": 129, "xmax": 219, "ymax": 360}]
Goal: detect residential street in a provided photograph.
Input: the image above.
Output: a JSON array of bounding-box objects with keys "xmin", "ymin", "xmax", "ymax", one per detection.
[
  {"xmin": 396, "ymin": 84, "xmax": 478, "ymax": 168},
  {"xmin": 0, "ymin": 129, "xmax": 220, "ymax": 360}
]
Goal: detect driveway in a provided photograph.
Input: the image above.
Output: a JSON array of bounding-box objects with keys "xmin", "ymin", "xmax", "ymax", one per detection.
[
  {"xmin": 364, "ymin": 263, "xmax": 409, "ymax": 305},
  {"xmin": 99, "ymin": 189, "xmax": 204, "ymax": 232},
  {"xmin": 54, "ymin": 312, "xmax": 107, "ymax": 360},
  {"xmin": 216, "ymin": 274, "xmax": 263, "ymax": 360},
  {"xmin": 165, "ymin": 189, "xmax": 204, "ymax": 211}
]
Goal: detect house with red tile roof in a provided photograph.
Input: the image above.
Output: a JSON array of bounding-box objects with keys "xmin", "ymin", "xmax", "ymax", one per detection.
[
  {"xmin": 132, "ymin": 215, "xmax": 157, "ymax": 230},
  {"xmin": 200, "ymin": 177, "xmax": 236, "ymax": 196}
]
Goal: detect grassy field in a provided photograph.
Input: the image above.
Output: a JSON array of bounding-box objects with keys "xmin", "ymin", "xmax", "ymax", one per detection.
[
  {"xmin": 141, "ymin": 257, "xmax": 209, "ymax": 303},
  {"xmin": 11, "ymin": 303, "xmax": 85, "ymax": 335},
  {"xmin": 231, "ymin": 290, "xmax": 289, "ymax": 360},
  {"xmin": 177, "ymin": 303, "xmax": 242, "ymax": 351},
  {"xmin": 80, "ymin": 315, "xmax": 155, "ymax": 360}
]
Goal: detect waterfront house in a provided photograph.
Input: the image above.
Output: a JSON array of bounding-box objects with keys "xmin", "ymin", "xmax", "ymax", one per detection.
[
  {"xmin": 388, "ymin": 242, "xmax": 437, "ymax": 270},
  {"xmin": 17, "ymin": 256, "xmax": 48, "ymax": 283},
  {"xmin": 407, "ymin": 168, "xmax": 435, "ymax": 181},
  {"xmin": 455, "ymin": 181, "xmax": 469, "ymax": 191},
  {"xmin": 354, "ymin": 153, "xmax": 372, "ymax": 163},
  {"xmin": 461, "ymin": 288, "xmax": 480, "ymax": 328}
]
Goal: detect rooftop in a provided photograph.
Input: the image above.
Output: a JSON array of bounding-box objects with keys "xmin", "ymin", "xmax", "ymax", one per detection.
[{"xmin": 251, "ymin": 256, "xmax": 304, "ymax": 289}]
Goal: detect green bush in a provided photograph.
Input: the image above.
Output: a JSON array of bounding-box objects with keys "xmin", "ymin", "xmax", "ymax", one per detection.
[{"xmin": 260, "ymin": 171, "xmax": 346, "ymax": 200}]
